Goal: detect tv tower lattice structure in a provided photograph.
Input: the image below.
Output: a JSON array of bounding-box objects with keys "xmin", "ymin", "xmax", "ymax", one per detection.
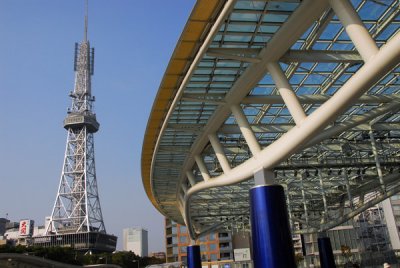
[
  {"xmin": 47, "ymin": 25, "xmax": 104, "ymax": 236},
  {"xmin": 35, "ymin": 3, "xmax": 117, "ymax": 252}
]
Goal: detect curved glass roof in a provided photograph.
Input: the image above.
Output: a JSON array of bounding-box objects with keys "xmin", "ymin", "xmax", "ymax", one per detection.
[{"xmin": 142, "ymin": 0, "xmax": 400, "ymax": 238}]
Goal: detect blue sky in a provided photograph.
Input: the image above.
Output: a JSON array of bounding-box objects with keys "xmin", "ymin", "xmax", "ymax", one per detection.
[{"xmin": 0, "ymin": 0, "xmax": 195, "ymax": 252}]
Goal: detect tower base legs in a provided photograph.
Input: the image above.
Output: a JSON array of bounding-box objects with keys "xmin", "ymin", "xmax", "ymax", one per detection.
[
  {"xmin": 250, "ymin": 184, "xmax": 296, "ymax": 268},
  {"xmin": 187, "ymin": 245, "xmax": 201, "ymax": 268},
  {"xmin": 318, "ymin": 237, "xmax": 336, "ymax": 268}
]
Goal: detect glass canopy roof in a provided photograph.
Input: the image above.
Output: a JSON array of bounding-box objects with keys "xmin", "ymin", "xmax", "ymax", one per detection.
[{"xmin": 142, "ymin": 0, "xmax": 400, "ymax": 239}]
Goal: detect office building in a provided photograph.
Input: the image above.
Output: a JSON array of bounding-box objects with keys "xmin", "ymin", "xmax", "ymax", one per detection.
[{"xmin": 123, "ymin": 227, "xmax": 148, "ymax": 257}]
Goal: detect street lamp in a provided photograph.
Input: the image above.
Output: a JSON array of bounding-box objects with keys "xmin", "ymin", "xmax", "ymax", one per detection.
[{"xmin": 132, "ymin": 259, "xmax": 139, "ymax": 268}]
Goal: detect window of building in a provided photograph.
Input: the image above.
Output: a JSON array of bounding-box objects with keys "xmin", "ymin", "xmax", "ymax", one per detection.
[
  {"xmin": 179, "ymin": 236, "xmax": 187, "ymax": 243},
  {"xmin": 180, "ymin": 225, "xmax": 187, "ymax": 233},
  {"xmin": 209, "ymin": 232, "xmax": 216, "ymax": 240},
  {"xmin": 219, "ymin": 242, "xmax": 229, "ymax": 249},
  {"xmin": 391, "ymin": 195, "xmax": 400, "ymax": 201},
  {"xmin": 219, "ymin": 232, "xmax": 229, "ymax": 238},
  {"xmin": 220, "ymin": 252, "xmax": 231, "ymax": 260},
  {"xmin": 210, "ymin": 254, "xmax": 218, "ymax": 261},
  {"xmin": 199, "ymin": 235, "xmax": 207, "ymax": 242},
  {"xmin": 209, "ymin": 243, "xmax": 217, "ymax": 251},
  {"xmin": 200, "ymin": 244, "xmax": 207, "ymax": 252}
]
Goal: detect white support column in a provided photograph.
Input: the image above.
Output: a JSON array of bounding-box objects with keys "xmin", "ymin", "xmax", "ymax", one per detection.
[
  {"xmin": 231, "ymin": 104, "xmax": 261, "ymax": 155},
  {"xmin": 285, "ymin": 185, "xmax": 294, "ymax": 226},
  {"xmin": 266, "ymin": 62, "xmax": 306, "ymax": 125},
  {"xmin": 329, "ymin": 0, "xmax": 378, "ymax": 61},
  {"xmin": 186, "ymin": 171, "xmax": 197, "ymax": 187},
  {"xmin": 178, "ymin": 192, "xmax": 185, "ymax": 211},
  {"xmin": 179, "ymin": 192, "xmax": 185, "ymax": 206},
  {"xmin": 181, "ymin": 182, "xmax": 188, "ymax": 194},
  {"xmin": 369, "ymin": 129, "xmax": 386, "ymax": 192},
  {"xmin": 195, "ymin": 155, "xmax": 211, "ymax": 181},
  {"xmin": 254, "ymin": 168, "xmax": 276, "ymax": 185},
  {"xmin": 208, "ymin": 133, "xmax": 231, "ymax": 173},
  {"xmin": 318, "ymin": 170, "xmax": 329, "ymax": 223},
  {"xmin": 342, "ymin": 168, "xmax": 354, "ymax": 209},
  {"xmin": 300, "ymin": 173, "xmax": 309, "ymax": 226}
]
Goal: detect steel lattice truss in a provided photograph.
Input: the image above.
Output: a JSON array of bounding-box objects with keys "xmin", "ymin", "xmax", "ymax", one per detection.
[
  {"xmin": 46, "ymin": 38, "xmax": 106, "ymax": 235},
  {"xmin": 142, "ymin": 0, "xmax": 400, "ymax": 239}
]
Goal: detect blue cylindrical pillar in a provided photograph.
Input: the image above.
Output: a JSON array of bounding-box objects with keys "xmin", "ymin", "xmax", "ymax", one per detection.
[
  {"xmin": 187, "ymin": 245, "xmax": 201, "ymax": 268},
  {"xmin": 318, "ymin": 237, "xmax": 336, "ymax": 268},
  {"xmin": 250, "ymin": 184, "xmax": 296, "ymax": 268}
]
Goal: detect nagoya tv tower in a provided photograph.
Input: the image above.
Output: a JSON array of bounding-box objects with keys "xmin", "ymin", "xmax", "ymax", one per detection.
[{"xmin": 34, "ymin": 1, "xmax": 117, "ymax": 252}]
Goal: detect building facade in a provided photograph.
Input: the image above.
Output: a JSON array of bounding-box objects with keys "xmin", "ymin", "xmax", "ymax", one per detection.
[
  {"xmin": 165, "ymin": 218, "xmax": 237, "ymax": 267},
  {"xmin": 123, "ymin": 227, "xmax": 148, "ymax": 257}
]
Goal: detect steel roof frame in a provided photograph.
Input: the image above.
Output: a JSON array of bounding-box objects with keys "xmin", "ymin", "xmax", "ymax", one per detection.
[{"xmin": 142, "ymin": 0, "xmax": 400, "ymax": 240}]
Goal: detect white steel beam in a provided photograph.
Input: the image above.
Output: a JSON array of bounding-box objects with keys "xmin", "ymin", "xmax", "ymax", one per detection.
[
  {"xmin": 180, "ymin": 0, "xmax": 331, "ymax": 239},
  {"xmin": 218, "ymin": 122, "xmax": 400, "ymax": 134},
  {"xmin": 195, "ymin": 155, "xmax": 211, "ymax": 182},
  {"xmin": 318, "ymin": 170, "xmax": 329, "ymax": 224},
  {"xmin": 266, "ymin": 62, "xmax": 306, "ymax": 124},
  {"xmin": 206, "ymin": 48, "xmax": 261, "ymax": 63},
  {"xmin": 208, "ymin": 133, "xmax": 231, "ymax": 173},
  {"xmin": 342, "ymin": 168, "xmax": 354, "ymax": 209},
  {"xmin": 183, "ymin": 94, "xmax": 397, "ymax": 105},
  {"xmin": 305, "ymin": 101, "xmax": 400, "ymax": 148},
  {"xmin": 231, "ymin": 104, "xmax": 261, "ymax": 155},
  {"xmin": 185, "ymin": 31, "xmax": 400, "ymax": 238},
  {"xmin": 281, "ymin": 50, "xmax": 363, "ymax": 63},
  {"xmin": 369, "ymin": 129, "xmax": 386, "ymax": 192},
  {"xmin": 329, "ymin": 0, "xmax": 379, "ymax": 61},
  {"xmin": 207, "ymin": 48, "xmax": 364, "ymax": 63},
  {"xmin": 187, "ymin": 171, "xmax": 197, "ymax": 187}
]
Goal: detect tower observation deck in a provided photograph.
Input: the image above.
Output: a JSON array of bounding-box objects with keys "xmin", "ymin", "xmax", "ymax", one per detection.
[{"xmin": 34, "ymin": 2, "xmax": 116, "ymax": 252}]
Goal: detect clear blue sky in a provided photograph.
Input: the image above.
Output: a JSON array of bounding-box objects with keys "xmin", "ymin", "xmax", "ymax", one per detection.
[{"xmin": 0, "ymin": 0, "xmax": 195, "ymax": 252}]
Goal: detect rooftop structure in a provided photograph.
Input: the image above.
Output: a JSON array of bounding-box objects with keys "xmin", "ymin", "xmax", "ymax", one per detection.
[{"xmin": 142, "ymin": 0, "xmax": 400, "ymax": 256}]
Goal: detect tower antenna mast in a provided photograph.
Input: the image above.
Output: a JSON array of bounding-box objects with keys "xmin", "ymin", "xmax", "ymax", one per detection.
[{"xmin": 84, "ymin": 0, "xmax": 88, "ymax": 42}]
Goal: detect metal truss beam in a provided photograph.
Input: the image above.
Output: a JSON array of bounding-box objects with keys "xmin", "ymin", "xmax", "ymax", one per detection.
[
  {"xmin": 182, "ymin": 93, "xmax": 396, "ymax": 105},
  {"xmin": 281, "ymin": 49, "xmax": 362, "ymax": 63},
  {"xmin": 184, "ymin": 24, "xmax": 400, "ymax": 239},
  {"xmin": 167, "ymin": 122, "xmax": 400, "ymax": 134},
  {"xmin": 206, "ymin": 48, "xmax": 362, "ymax": 63}
]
